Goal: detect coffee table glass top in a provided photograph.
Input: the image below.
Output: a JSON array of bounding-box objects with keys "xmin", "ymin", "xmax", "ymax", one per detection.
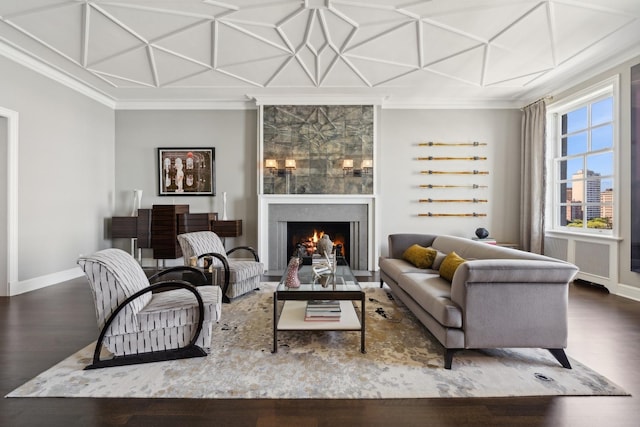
[{"xmin": 276, "ymin": 264, "xmax": 361, "ymax": 292}]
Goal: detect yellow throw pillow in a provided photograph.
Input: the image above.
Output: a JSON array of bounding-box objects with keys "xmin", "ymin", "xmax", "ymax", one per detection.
[
  {"xmin": 402, "ymin": 244, "xmax": 437, "ymax": 269},
  {"xmin": 439, "ymin": 251, "xmax": 466, "ymax": 282}
]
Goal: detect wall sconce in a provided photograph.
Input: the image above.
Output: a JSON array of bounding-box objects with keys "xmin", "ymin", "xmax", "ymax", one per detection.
[
  {"xmin": 265, "ymin": 159, "xmax": 278, "ymax": 175},
  {"xmin": 343, "ymin": 159, "xmax": 372, "ymax": 177},
  {"xmin": 265, "ymin": 159, "xmax": 296, "ymax": 176},
  {"xmin": 361, "ymin": 159, "xmax": 373, "ymax": 174},
  {"xmin": 285, "ymin": 159, "xmax": 296, "ymax": 173},
  {"xmin": 342, "ymin": 159, "xmax": 354, "ymax": 175}
]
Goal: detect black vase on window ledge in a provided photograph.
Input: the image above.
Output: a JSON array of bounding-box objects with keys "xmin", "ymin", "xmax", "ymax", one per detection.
[{"xmin": 475, "ymin": 228, "xmax": 490, "ymax": 239}]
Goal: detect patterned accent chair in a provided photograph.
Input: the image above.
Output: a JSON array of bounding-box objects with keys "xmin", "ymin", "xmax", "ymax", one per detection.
[
  {"xmin": 177, "ymin": 231, "xmax": 264, "ymax": 303},
  {"xmin": 77, "ymin": 248, "xmax": 222, "ymax": 369}
]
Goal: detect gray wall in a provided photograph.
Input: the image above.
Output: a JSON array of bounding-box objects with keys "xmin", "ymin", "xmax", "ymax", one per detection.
[
  {"xmin": 114, "ymin": 110, "xmax": 258, "ymax": 262},
  {"xmin": 378, "ymin": 109, "xmax": 522, "ymax": 256},
  {"xmin": 0, "ymin": 55, "xmax": 115, "ymax": 285}
]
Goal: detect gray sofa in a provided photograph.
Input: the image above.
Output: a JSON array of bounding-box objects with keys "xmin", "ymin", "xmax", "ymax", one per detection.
[{"xmin": 379, "ymin": 234, "xmax": 579, "ymax": 369}]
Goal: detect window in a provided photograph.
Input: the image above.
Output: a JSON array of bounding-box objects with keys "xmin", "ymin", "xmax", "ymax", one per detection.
[{"xmin": 547, "ymin": 77, "xmax": 618, "ymax": 234}]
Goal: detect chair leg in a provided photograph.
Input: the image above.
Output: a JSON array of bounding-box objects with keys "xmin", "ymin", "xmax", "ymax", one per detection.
[{"xmin": 547, "ymin": 348, "xmax": 572, "ymax": 369}]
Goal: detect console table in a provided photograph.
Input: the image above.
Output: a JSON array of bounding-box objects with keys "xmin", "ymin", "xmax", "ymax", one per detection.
[{"xmin": 111, "ymin": 205, "xmax": 242, "ymax": 260}]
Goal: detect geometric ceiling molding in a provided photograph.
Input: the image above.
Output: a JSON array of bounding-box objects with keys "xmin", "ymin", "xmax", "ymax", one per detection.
[
  {"xmin": 551, "ymin": 2, "xmax": 635, "ymax": 64},
  {"xmin": 220, "ymin": 54, "xmax": 292, "ymax": 87},
  {"xmin": 90, "ymin": 46, "xmax": 155, "ymax": 87},
  {"xmin": 346, "ymin": 56, "xmax": 417, "ymax": 87},
  {"xmin": 0, "ymin": 0, "xmax": 639, "ymax": 107},
  {"xmin": 150, "ymin": 47, "xmax": 211, "ymax": 87},
  {"xmin": 153, "ymin": 21, "xmax": 214, "ymax": 68},
  {"xmin": 346, "ymin": 21, "xmax": 419, "ymax": 68},
  {"xmin": 86, "ymin": 5, "xmax": 146, "ymax": 67},
  {"xmin": 426, "ymin": 45, "xmax": 486, "ymax": 86},
  {"xmin": 7, "ymin": 2, "xmax": 84, "ymax": 65},
  {"xmin": 97, "ymin": 4, "xmax": 208, "ymax": 43},
  {"xmin": 319, "ymin": 56, "xmax": 372, "ymax": 87},
  {"xmin": 216, "ymin": 22, "xmax": 290, "ymax": 68},
  {"xmin": 426, "ymin": 2, "xmax": 540, "ymax": 42},
  {"xmin": 421, "ymin": 23, "xmax": 483, "ymax": 67}
]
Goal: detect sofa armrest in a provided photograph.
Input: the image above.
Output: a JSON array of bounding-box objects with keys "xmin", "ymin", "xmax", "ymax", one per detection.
[
  {"xmin": 450, "ymin": 260, "xmax": 578, "ymax": 349},
  {"xmin": 388, "ymin": 234, "xmax": 438, "ymax": 259}
]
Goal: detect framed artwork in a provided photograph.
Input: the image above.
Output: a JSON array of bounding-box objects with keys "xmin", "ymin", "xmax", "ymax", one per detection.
[{"xmin": 157, "ymin": 147, "xmax": 215, "ymax": 196}]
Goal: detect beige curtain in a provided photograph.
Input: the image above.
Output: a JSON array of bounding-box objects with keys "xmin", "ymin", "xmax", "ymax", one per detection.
[{"xmin": 520, "ymin": 100, "xmax": 547, "ymax": 254}]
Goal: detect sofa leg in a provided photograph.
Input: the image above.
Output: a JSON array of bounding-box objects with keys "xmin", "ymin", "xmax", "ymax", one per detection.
[
  {"xmin": 547, "ymin": 348, "xmax": 572, "ymax": 369},
  {"xmin": 444, "ymin": 349, "xmax": 458, "ymax": 369},
  {"xmin": 379, "ymin": 279, "xmax": 384, "ymax": 288}
]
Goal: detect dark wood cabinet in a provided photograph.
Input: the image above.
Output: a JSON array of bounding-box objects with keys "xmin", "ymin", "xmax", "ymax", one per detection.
[
  {"xmin": 212, "ymin": 220, "xmax": 242, "ymax": 237},
  {"xmin": 111, "ymin": 206, "xmax": 240, "ymax": 260},
  {"xmin": 151, "ymin": 205, "xmax": 189, "ymax": 259}
]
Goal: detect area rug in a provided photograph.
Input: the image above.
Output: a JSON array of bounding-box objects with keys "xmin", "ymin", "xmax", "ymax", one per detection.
[{"xmin": 6, "ymin": 283, "xmax": 628, "ymax": 399}]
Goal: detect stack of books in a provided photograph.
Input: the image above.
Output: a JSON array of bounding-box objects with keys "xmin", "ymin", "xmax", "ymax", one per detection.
[{"xmin": 304, "ymin": 300, "xmax": 342, "ymax": 321}]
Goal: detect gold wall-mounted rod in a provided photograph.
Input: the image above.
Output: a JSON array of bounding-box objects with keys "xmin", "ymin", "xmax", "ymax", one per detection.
[
  {"xmin": 418, "ymin": 212, "xmax": 487, "ymax": 217},
  {"xmin": 420, "ymin": 184, "xmax": 488, "ymax": 189},
  {"xmin": 419, "ymin": 199, "xmax": 488, "ymax": 203},
  {"xmin": 417, "ymin": 156, "xmax": 487, "ymax": 160},
  {"xmin": 420, "ymin": 170, "xmax": 489, "ymax": 175},
  {"xmin": 418, "ymin": 141, "xmax": 487, "ymax": 146}
]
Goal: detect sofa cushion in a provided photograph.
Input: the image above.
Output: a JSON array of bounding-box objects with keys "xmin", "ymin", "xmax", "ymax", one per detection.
[
  {"xmin": 379, "ymin": 257, "xmax": 431, "ymax": 283},
  {"xmin": 402, "ymin": 244, "xmax": 437, "ymax": 269},
  {"xmin": 397, "ymin": 273, "xmax": 462, "ymax": 328},
  {"xmin": 439, "ymin": 251, "xmax": 466, "ymax": 282}
]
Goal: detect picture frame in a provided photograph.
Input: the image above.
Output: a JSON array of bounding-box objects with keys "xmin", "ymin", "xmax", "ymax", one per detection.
[{"xmin": 157, "ymin": 147, "xmax": 215, "ymax": 196}]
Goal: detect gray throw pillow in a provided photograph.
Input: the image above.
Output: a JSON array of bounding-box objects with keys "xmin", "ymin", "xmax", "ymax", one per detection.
[{"xmin": 429, "ymin": 248, "xmax": 447, "ymax": 270}]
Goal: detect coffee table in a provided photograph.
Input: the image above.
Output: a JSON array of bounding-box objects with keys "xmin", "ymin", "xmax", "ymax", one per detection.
[{"xmin": 272, "ymin": 263, "xmax": 365, "ymax": 353}]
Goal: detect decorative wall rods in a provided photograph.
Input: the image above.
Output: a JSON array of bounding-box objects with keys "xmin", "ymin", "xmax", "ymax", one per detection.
[
  {"xmin": 420, "ymin": 170, "xmax": 489, "ymax": 175},
  {"xmin": 418, "ymin": 141, "xmax": 487, "ymax": 146},
  {"xmin": 418, "ymin": 213, "xmax": 487, "ymax": 217},
  {"xmin": 420, "ymin": 184, "xmax": 488, "ymax": 189},
  {"xmin": 417, "ymin": 156, "xmax": 487, "ymax": 160},
  {"xmin": 419, "ymin": 198, "xmax": 488, "ymax": 203}
]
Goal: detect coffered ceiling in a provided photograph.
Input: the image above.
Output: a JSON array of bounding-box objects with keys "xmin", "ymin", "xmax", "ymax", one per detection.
[{"xmin": 1, "ymin": 0, "xmax": 639, "ymax": 108}]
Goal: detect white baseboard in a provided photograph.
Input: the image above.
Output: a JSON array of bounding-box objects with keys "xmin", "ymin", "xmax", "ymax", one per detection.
[
  {"xmin": 615, "ymin": 283, "xmax": 640, "ymax": 302},
  {"xmin": 10, "ymin": 267, "xmax": 84, "ymax": 296}
]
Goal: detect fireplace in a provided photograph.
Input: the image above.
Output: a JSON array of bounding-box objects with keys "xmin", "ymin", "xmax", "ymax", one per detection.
[
  {"xmin": 263, "ymin": 200, "xmax": 370, "ymax": 272},
  {"xmin": 287, "ymin": 221, "xmax": 350, "ymax": 261}
]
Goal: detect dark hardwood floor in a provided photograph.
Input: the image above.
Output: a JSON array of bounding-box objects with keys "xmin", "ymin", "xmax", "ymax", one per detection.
[{"xmin": 1, "ymin": 274, "xmax": 639, "ymax": 427}]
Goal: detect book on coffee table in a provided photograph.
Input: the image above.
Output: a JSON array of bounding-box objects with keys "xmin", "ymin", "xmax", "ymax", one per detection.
[{"xmin": 305, "ymin": 300, "xmax": 341, "ymax": 321}]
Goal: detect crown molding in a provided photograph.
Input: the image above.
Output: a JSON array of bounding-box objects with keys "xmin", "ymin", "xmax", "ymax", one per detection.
[
  {"xmin": 0, "ymin": 40, "xmax": 116, "ymax": 109},
  {"xmin": 381, "ymin": 99, "xmax": 521, "ymax": 110},
  {"xmin": 115, "ymin": 100, "xmax": 256, "ymax": 110},
  {"xmin": 247, "ymin": 94, "xmax": 391, "ymax": 106}
]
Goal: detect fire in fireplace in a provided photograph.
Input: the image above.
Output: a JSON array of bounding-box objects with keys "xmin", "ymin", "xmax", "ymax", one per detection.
[{"xmin": 286, "ymin": 221, "xmax": 350, "ymax": 263}]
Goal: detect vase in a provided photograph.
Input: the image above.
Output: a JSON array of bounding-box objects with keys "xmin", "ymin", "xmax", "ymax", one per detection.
[
  {"xmin": 284, "ymin": 257, "xmax": 301, "ymax": 288},
  {"xmin": 222, "ymin": 192, "xmax": 228, "ymax": 220},
  {"xmin": 131, "ymin": 189, "xmax": 143, "ymax": 216}
]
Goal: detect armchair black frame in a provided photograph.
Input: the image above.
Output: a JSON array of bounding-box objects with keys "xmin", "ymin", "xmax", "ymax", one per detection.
[
  {"xmin": 197, "ymin": 246, "xmax": 259, "ymax": 303},
  {"xmin": 85, "ymin": 266, "xmax": 209, "ymax": 370}
]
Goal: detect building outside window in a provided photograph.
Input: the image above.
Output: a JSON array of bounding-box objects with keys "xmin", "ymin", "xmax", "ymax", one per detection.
[{"xmin": 547, "ymin": 77, "xmax": 618, "ymax": 235}]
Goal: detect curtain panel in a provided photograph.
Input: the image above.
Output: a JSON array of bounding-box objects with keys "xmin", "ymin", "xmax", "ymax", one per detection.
[{"xmin": 520, "ymin": 100, "xmax": 547, "ymax": 254}]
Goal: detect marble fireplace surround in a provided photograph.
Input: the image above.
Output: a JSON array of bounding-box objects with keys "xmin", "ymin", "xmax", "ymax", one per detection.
[{"xmin": 258, "ymin": 196, "xmax": 377, "ymax": 273}]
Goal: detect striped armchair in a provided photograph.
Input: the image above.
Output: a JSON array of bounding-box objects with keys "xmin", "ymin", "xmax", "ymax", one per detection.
[
  {"xmin": 77, "ymin": 248, "xmax": 222, "ymax": 369},
  {"xmin": 177, "ymin": 231, "xmax": 264, "ymax": 302}
]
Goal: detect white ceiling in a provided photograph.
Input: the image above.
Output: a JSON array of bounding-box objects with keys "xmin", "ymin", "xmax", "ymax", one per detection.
[{"xmin": 1, "ymin": 0, "xmax": 639, "ymax": 108}]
